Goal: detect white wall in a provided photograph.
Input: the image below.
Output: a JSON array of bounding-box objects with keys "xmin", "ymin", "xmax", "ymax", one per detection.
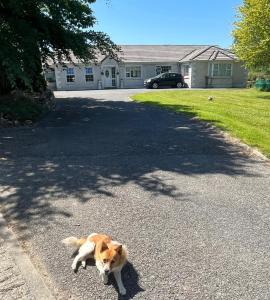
[
  {"xmin": 53, "ymin": 61, "xmax": 181, "ymax": 90},
  {"xmin": 51, "ymin": 60, "xmax": 246, "ymax": 90},
  {"xmin": 120, "ymin": 62, "xmax": 180, "ymax": 89},
  {"xmin": 55, "ymin": 64, "xmax": 101, "ymax": 91},
  {"xmin": 181, "ymin": 63, "xmax": 191, "ymax": 88}
]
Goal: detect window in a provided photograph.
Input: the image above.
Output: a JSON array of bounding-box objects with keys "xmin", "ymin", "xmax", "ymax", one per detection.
[
  {"xmin": 126, "ymin": 66, "xmax": 141, "ymax": 78},
  {"xmin": 211, "ymin": 63, "xmax": 232, "ymax": 77},
  {"xmin": 45, "ymin": 69, "xmax": 56, "ymax": 83},
  {"xmin": 170, "ymin": 73, "xmax": 179, "ymax": 79},
  {"xmin": 156, "ymin": 66, "xmax": 172, "ymax": 75},
  {"xmin": 85, "ymin": 67, "xmax": 94, "ymax": 82},
  {"xmin": 183, "ymin": 65, "xmax": 190, "ymax": 77},
  {"xmin": 66, "ymin": 68, "xmax": 75, "ymax": 83}
]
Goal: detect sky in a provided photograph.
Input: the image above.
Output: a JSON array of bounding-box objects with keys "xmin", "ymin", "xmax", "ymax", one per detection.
[{"xmin": 92, "ymin": 0, "xmax": 243, "ymax": 48}]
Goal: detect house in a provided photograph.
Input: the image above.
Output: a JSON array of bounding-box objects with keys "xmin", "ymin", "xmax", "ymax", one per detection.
[{"xmin": 45, "ymin": 45, "xmax": 247, "ymax": 90}]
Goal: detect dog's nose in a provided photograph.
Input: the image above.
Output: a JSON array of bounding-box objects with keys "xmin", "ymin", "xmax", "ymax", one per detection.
[{"xmin": 105, "ymin": 270, "xmax": 109, "ymax": 275}]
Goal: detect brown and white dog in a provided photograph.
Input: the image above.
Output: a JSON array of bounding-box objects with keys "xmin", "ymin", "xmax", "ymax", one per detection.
[{"xmin": 62, "ymin": 233, "xmax": 127, "ymax": 295}]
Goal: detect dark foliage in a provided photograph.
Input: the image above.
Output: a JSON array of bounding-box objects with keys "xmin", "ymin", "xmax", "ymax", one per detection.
[{"xmin": 0, "ymin": 0, "xmax": 118, "ymax": 93}]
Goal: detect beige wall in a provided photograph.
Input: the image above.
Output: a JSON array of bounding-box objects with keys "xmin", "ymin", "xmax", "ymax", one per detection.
[
  {"xmin": 209, "ymin": 77, "xmax": 233, "ymax": 88},
  {"xmin": 232, "ymin": 62, "xmax": 248, "ymax": 88},
  {"xmin": 187, "ymin": 61, "xmax": 247, "ymax": 88},
  {"xmin": 190, "ymin": 61, "xmax": 209, "ymax": 88}
]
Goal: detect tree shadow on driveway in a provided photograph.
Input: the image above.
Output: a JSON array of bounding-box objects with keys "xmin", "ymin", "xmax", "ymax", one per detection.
[
  {"xmin": 0, "ymin": 96, "xmax": 266, "ymax": 298},
  {"xmin": 0, "ymin": 97, "xmax": 263, "ymax": 234}
]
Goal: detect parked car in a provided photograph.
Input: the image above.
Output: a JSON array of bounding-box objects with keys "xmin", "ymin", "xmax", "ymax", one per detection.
[{"xmin": 144, "ymin": 72, "xmax": 185, "ymax": 89}]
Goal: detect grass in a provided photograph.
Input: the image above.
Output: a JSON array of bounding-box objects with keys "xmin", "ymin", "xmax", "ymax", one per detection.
[{"xmin": 132, "ymin": 88, "xmax": 270, "ymax": 158}]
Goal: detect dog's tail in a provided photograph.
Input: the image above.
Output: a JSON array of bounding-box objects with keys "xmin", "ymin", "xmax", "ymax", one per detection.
[{"xmin": 62, "ymin": 236, "xmax": 87, "ymax": 248}]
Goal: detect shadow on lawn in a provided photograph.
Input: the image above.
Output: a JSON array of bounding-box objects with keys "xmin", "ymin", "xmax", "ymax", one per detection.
[
  {"xmin": 0, "ymin": 97, "xmax": 262, "ymax": 236},
  {"xmin": 257, "ymin": 94, "xmax": 270, "ymax": 100}
]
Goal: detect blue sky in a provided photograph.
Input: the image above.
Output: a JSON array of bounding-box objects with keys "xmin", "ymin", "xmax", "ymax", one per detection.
[{"xmin": 92, "ymin": 0, "xmax": 243, "ymax": 48}]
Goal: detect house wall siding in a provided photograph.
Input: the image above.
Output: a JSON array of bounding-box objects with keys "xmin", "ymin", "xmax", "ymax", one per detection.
[
  {"xmin": 55, "ymin": 64, "xmax": 101, "ymax": 91},
  {"xmin": 181, "ymin": 63, "xmax": 191, "ymax": 88},
  {"xmin": 232, "ymin": 62, "xmax": 247, "ymax": 88},
  {"xmin": 120, "ymin": 62, "xmax": 180, "ymax": 89},
  {"xmin": 190, "ymin": 61, "xmax": 209, "ymax": 88},
  {"xmin": 50, "ymin": 59, "xmax": 246, "ymax": 90},
  {"xmin": 188, "ymin": 61, "xmax": 247, "ymax": 88}
]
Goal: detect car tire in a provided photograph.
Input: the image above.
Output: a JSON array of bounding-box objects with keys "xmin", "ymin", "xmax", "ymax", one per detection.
[
  {"xmin": 176, "ymin": 82, "xmax": 182, "ymax": 88},
  {"xmin": 152, "ymin": 82, "xmax": 159, "ymax": 89}
]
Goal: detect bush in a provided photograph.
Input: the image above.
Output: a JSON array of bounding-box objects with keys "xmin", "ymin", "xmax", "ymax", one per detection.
[
  {"xmin": 255, "ymin": 79, "xmax": 270, "ymax": 91},
  {"xmin": 0, "ymin": 90, "xmax": 55, "ymax": 125}
]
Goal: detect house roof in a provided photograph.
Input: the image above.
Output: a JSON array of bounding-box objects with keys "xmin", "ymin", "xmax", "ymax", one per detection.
[
  {"xmin": 48, "ymin": 45, "xmax": 237, "ymax": 65},
  {"xmin": 118, "ymin": 45, "xmax": 209, "ymax": 63},
  {"xmin": 179, "ymin": 46, "xmax": 236, "ymax": 62}
]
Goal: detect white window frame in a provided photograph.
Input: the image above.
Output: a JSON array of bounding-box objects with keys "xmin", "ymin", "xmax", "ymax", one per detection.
[
  {"xmin": 66, "ymin": 67, "xmax": 75, "ymax": 83},
  {"xmin": 85, "ymin": 67, "xmax": 94, "ymax": 82},
  {"xmin": 156, "ymin": 65, "xmax": 172, "ymax": 75},
  {"xmin": 125, "ymin": 66, "xmax": 142, "ymax": 79},
  {"xmin": 209, "ymin": 63, "xmax": 232, "ymax": 77}
]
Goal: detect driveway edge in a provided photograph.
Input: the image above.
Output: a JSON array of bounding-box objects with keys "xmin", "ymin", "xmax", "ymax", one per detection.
[
  {"xmin": 130, "ymin": 96, "xmax": 269, "ymax": 163},
  {"xmin": 0, "ymin": 213, "xmax": 55, "ymax": 300},
  {"xmin": 190, "ymin": 117, "xmax": 270, "ymax": 162}
]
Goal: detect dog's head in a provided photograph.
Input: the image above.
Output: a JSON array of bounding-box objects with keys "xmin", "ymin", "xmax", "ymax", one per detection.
[{"xmin": 96, "ymin": 241, "xmax": 123, "ymax": 275}]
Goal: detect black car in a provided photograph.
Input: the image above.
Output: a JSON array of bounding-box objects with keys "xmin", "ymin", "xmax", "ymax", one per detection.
[{"xmin": 144, "ymin": 72, "xmax": 185, "ymax": 89}]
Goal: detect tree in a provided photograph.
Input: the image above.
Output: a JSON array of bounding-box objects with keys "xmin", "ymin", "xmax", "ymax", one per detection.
[
  {"xmin": 0, "ymin": 0, "xmax": 118, "ymax": 93},
  {"xmin": 232, "ymin": 0, "xmax": 270, "ymax": 71}
]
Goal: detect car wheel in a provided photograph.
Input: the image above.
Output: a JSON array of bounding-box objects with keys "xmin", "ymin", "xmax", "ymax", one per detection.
[
  {"xmin": 152, "ymin": 82, "xmax": 159, "ymax": 89},
  {"xmin": 176, "ymin": 82, "xmax": 182, "ymax": 88}
]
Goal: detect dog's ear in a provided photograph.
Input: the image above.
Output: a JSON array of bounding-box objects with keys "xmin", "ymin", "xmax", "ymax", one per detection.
[
  {"xmin": 115, "ymin": 244, "xmax": 122, "ymax": 255},
  {"xmin": 100, "ymin": 241, "xmax": 109, "ymax": 252}
]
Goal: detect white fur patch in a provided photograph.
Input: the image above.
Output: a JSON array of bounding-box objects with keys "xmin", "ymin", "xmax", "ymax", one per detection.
[{"xmin": 88, "ymin": 233, "xmax": 98, "ymax": 238}]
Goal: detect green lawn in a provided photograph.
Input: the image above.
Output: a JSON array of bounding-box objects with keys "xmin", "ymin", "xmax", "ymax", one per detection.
[{"xmin": 132, "ymin": 89, "xmax": 270, "ymax": 158}]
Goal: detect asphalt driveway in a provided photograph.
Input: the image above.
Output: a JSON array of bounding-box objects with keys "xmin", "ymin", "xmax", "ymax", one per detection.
[{"xmin": 0, "ymin": 89, "xmax": 270, "ymax": 300}]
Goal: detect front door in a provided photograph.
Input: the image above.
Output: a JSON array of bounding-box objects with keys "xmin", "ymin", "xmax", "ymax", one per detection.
[{"xmin": 103, "ymin": 67, "xmax": 116, "ymax": 88}]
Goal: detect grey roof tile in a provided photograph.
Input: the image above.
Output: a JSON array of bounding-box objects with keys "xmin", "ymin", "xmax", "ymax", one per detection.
[
  {"xmin": 49, "ymin": 45, "xmax": 237, "ymax": 65},
  {"xmin": 179, "ymin": 46, "xmax": 236, "ymax": 62}
]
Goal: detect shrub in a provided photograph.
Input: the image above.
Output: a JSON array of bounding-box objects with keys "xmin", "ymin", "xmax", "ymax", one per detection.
[{"xmin": 0, "ymin": 90, "xmax": 54, "ymax": 124}]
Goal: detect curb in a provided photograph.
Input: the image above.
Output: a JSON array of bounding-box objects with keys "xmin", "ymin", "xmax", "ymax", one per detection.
[{"xmin": 0, "ymin": 213, "xmax": 55, "ymax": 300}]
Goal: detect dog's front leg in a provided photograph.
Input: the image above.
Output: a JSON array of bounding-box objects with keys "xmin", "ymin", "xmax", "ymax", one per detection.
[
  {"xmin": 113, "ymin": 270, "xmax": 126, "ymax": 295},
  {"xmin": 101, "ymin": 273, "xmax": 109, "ymax": 285},
  {"xmin": 71, "ymin": 241, "xmax": 95, "ymax": 271}
]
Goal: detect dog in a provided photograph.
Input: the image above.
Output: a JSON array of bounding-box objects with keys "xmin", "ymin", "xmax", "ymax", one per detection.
[{"xmin": 62, "ymin": 233, "xmax": 127, "ymax": 295}]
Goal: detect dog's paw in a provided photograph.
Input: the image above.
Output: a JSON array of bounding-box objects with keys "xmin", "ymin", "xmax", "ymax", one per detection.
[
  {"xmin": 81, "ymin": 261, "xmax": 86, "ymax": 269},
  {"xmin": 102, "ymin": 274, "xmax": 109, "ymax": 285},
  {"xmin": 119, "ymin": 287, "xmax": 126, "ymax": 295},
  {"xmin": 71, "ymin": 263, "xmax": 77, "ymax": 272}
]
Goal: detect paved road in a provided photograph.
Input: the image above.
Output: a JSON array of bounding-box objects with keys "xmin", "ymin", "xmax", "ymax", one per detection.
[{"xmin": 1, "ymin": 89, "xmax": 270, "ymax": 300}]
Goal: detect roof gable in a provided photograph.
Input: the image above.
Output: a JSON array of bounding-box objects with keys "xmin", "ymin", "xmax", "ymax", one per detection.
[{"xmin": 180, "ymin": 46, "xmax": 236, "ymax": 62}]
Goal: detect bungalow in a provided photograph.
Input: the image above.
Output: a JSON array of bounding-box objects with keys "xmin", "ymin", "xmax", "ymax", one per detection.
[{"xmin": 45, "ymin": 45, "xmax": 247, "ymax": 90}]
